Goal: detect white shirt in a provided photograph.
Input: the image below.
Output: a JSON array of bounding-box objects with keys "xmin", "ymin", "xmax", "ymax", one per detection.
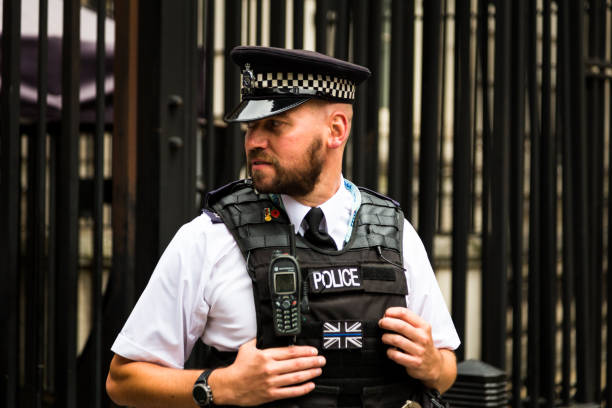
[{"xmin": 112, "ymin": 179, "xmax": 460, "ymax": 369}]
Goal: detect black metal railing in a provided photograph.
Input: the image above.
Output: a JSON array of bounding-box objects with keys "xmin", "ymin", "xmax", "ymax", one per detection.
[
  {"xmin": 1, "ymin": 0, "xmax": 610, "ymax": 407},
  {"xmin": 1, "ymin": 0, "xmax": 111, "ymax": 406}
]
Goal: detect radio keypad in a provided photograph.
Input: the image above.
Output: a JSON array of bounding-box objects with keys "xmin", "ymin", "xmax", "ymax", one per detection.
[{"xmin": 274, "ymin": 295, "xmax": 299, "ymax": 333}]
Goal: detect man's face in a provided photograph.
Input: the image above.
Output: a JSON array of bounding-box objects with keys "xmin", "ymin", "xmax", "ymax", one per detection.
[{"xmin": 244, "ymin": 102, "xmax": 327, "ymax": 197}]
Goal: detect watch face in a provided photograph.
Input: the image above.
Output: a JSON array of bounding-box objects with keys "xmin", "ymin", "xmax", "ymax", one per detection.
[{"xmin": 193, "ymin": 384, "xmax": 210, "ymax": 404}]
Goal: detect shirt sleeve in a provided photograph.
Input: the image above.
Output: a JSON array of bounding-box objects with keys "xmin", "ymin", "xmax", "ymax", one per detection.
[
  {"xmin": 111, "ymin": 214, "xmax": 213, "ymax": 368},
  {"xmin": 402, "ymin": 219, "xmax": 461, "ymax": 350}
]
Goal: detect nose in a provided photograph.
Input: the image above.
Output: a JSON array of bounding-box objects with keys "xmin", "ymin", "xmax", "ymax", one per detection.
[{"xmin": 244, "ymin": 124, "xmax": 269, "ymax": 151}]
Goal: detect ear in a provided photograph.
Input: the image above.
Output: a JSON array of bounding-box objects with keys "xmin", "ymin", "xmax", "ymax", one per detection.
[{"xmin": 327, "ymin": 110, "xmax": 349, "ymax": 149}]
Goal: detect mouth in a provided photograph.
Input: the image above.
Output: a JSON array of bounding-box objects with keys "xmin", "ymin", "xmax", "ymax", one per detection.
[
  {"xmin": 249, "ymin": 159, "xmax": 273, "ymax": 172},
  {"xmin": 251, "ymin": 159, "xmax": 270, "ymax": 165},
  {"xmin": 248, "ymin": 152, "xmax": 275, "ymax": 168},
  {"xmin": 251, "ymin": 159, "xmax": 271, "ymax": 166}
]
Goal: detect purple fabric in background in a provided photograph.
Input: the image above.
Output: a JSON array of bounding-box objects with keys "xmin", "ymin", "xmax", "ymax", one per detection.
[{"xmin": 0, "ymin": 0, "xmax": 115, "ymax": 124}]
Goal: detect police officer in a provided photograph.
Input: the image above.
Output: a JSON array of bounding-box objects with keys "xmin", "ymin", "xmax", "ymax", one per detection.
[{"xmin": 106, "ymin": 46, "xmax": 460, "ymax": 408}]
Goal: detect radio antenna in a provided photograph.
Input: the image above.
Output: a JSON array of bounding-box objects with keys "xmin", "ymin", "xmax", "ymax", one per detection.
[{"xmin": 288, "ymin": 224, "xmax": 296, "ymax": 256}]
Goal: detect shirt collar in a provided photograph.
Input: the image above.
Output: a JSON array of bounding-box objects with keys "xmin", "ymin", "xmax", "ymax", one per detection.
[{"xmin": 281, "ymin": 176, "xmax": 353, "ymax": 249}]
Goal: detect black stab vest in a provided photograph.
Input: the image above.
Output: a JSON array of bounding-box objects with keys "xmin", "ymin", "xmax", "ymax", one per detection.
[{"xmin": 205, "ymin": 180, "xmax": 426, "ymax": 408}]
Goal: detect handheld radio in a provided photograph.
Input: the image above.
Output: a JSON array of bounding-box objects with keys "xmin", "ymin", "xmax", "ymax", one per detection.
[{"xmin": 269, "ymin": 252, "xmax": 301, "ymax": 336}]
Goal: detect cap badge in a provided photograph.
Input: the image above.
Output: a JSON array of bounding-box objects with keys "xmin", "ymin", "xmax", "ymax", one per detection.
[{"xmin": 242, "ymin": 63, "xmax": 255, "ymax": 96}]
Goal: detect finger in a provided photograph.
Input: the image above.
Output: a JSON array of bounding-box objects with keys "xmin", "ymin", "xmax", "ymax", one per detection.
[
  {"xmin": 379, "ymin": 315, "xmax": 419, "ymax": 340},
  {"xmin": 241, "ymin": 338, "xmax": 320, "ymax": 361},
  {"xmin": 380, "ymin": 314, "xmax": 433, "ymax": 347},
  {"xmin": 264, "ymin": 345, "xmax": 320, "ymax": 361},
  {"xmin": 384, "ymin": 307, "xmax": 427, "ymax": 328},
  {"xmin": 386, "ymin": 347, "xmax": 421, "ymax": 372},
  {"xmin": 268, "ymin": 366, "xmax": 324, "ymax": 388},
  {"xmin": 268, "ymin": 381, "xmax": 317, "ymax": 401},
  {"xmin": 381, "ymin": 332, "xmax": 423, "ymax": 356},
  {"xmin": 268, "ymin": 355, "xmax": 327, "ymax": 376}
]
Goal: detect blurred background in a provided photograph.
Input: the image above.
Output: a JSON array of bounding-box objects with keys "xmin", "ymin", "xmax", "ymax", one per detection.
[{"xmin": 0, "ymin": 0, "xmax": 609, "ymax": 406}]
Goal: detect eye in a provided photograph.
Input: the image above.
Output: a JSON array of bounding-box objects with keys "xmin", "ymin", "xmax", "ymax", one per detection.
[{"xmin": 266, "ymin": 119, "xmax": 283, "ymax": 130}]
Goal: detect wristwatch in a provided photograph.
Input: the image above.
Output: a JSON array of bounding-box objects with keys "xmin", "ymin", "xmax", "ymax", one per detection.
[{"xmin": 192, "ymin": 369, "xmax": 214, "ymax": 407}]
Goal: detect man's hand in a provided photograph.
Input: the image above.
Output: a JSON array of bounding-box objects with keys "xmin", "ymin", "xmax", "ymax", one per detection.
[
  {"xmin": 378, "ymin": 307, "xmax": 457, "ymax": 393},
  {"xmin": 210, "ymin": 339, "xmax": 326, "ymax": 406},
  {"xmin": 106, "ymin": 340, "xmax": 325, "ymax": 408}
]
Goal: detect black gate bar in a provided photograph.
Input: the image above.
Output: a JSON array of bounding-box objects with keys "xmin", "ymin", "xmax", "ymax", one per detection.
[
  {"xmin": 586, "ymin": 0, "xmax": 605, "ymax": 394},
  {"xmin": 223, "ymin": 0, "xmax": 243, "ymax": 183},
  {"xmin": 334, "ymin": 1, "xmax": 349, "ymax": 177},
  {"xmin": 451, "ymin": 0, "xmax": 471, "ymax": 363},
  {"xmin": 557, "ymin": 2, "xmax": 574, "ymax": 403},
  {"xmin": 539, "ymin": 1, "xmax": 557, "ymax": 405},
  {"xmin": 25, "ymin": 0, "xmax": 49, "ymax": 405},
  {"xmin": 607, "ymin": 1, "xmax": 612, "ymax": 401},
  {"xmin": 418, "ymin": 0, "xmax": 442, "ymax": 255},
  {"xmin": 401, "ymin": 0, "xmax": 415, "ymax": 220},
  {"xmin": 270, "ymin": 0, "xmax": 286, "ymax": 48},
  {"xmin": 293, "ymin": 0, "xmax": 304, "ymax": 49},
  {"xmin": 315, "ymin": 0, "xmax": 330, "ymax": 54},
  {"xmin": 473, "ymin": 0, "xmax": 491, "ymax": 237},
  {"xmin": 350, "ymin": 0, "xmax": 368, "ymax": 186},
  {"xmin": 36, "ymin": 0, "xmax": 49, "ymax": 404},
  {"xmin": 256, "ymin": 0, "xmax": 262, "ymax": 45},
  {"xmin": 509, "ymin": 6, "xmax": 527, "ymax": 401},
  {"xmin": 388, "ymin": 0, "xmax": 406, "ymax": 205},
  {"xmin": 333, "ymin": 0, "xmax": 349, "ymax": 61},
  {"xmin": 477, "ymin": 0, "xmax": 492, "ymax": 302},
  {"xmin": 608, "ymin": 43, "xmax": 612, "ymax": 405},
  {"xmin": 55, "ymin": 0, "xmax": 81, "ymax": 406},
  {"xmin": 509, "ymin": 3, "xmax": 526, "ymax": 404},
  {"xmin": 363, "ymin": 0, "xmax": 381, "ymax": 191},
  {"xmin": 204, "ymin": 0, "xmax": 216, "ymax": 191},
  {"xmin": 567, "ymin": 0, "xmax": 596, "ymax": 401},
  {"xmin": 92, "ymin": 0, "xmax": 106, "ymax": 406},
  {"xmin": 526, "ymin": 1, "xmax": 541, "ymax": 405},
  {"xmin": 483, "ymin": 0, "xmax": 510, "ymax": 370},
  {"xmin": 0, "ymin": 0, "xmax": 22, "ymax": 406},
  {"xmin": 436, "ymin": 0, "xmax": 449, "ymax": 233}
]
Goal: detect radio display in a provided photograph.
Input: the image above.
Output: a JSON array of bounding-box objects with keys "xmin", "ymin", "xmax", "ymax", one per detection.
[{"xmin": 274, "ymin": 272, "xmax": 296, "ymax": 294}]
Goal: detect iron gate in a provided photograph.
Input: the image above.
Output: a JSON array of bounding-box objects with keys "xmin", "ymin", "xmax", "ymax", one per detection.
[{"xmin": 1, "ymin": 0, "xmax": 610, "ymax": 407}]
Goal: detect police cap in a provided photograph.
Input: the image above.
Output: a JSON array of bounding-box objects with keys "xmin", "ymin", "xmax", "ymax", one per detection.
[{"xmin": 224, "ymin": 46, "xmax": 371, "ymax": 123}]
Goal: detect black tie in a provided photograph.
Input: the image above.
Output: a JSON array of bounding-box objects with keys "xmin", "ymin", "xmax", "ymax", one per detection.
[{"xmin": 303, "ymin": 207, "xmax": 337, "ymax": 250}]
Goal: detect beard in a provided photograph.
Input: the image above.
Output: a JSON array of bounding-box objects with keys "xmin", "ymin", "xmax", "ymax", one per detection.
[{"xmin": 247, "ymin": 138, "xmax": 325, "ymax": 197}]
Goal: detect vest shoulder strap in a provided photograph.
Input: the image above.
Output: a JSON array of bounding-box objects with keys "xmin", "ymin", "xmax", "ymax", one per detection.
[
  {"xmin": 205, "ymin": 180, "xmax": 293, "ymax": 258},
  {"xmin": 358, "ymin": 186, "xmax": 401, "ymax": 208},
  {"xmin": 204, "ymin": 179, "xmax": 254, "ymax": 209},
  {"xmin": 351, "ymin": 188, "xmax": 404, "ymax": 253}
]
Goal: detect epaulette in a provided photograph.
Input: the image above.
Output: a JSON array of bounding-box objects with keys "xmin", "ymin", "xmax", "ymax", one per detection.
[{"xmin": 202, "ymin": 208, "xmax": 223, "ymax": 224}]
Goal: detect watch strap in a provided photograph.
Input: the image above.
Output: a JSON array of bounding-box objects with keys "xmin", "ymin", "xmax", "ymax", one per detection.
[
  {"xmin": 196, "ymin": 369, "xmax": 214, "ymax": 385},
  {"xmin": 193, "ymin": 369, "xmax": 215, "ymax": 407}
]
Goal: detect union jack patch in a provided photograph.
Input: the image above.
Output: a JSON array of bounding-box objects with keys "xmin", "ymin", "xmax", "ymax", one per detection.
[{"xmin": 322, "ymin": 321, "xmax": 363, "ymax": 350}]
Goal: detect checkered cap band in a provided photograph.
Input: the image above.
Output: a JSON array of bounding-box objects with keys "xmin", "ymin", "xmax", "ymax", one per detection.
[{"xmin": 243, "ymin": 72, "xmax": 356, "ymax": 101}]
